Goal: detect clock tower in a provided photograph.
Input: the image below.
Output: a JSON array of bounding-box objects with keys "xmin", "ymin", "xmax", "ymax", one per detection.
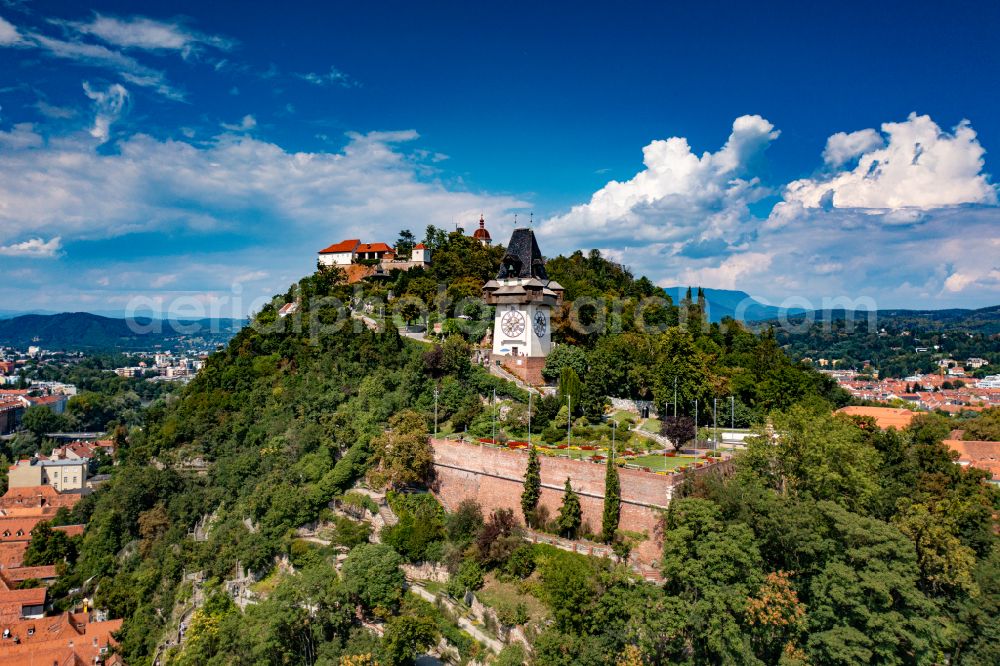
[{"xmin": 482, "ymin": 227, "xmax": 563, "ymax": 384}]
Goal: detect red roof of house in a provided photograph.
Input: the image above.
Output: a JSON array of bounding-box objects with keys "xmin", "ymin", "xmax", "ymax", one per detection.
[
  {"xmin": 0, "ymin": 519, "xmax": 42, "ymax": 543},
  {"xmin": 318, "ymin": 239, "xmax": 360, "ymax": 254},
  {"xmin": 944, "ymin": 439, "xmax": 1000, "ymax": 481},
  {"xmin": 836, "ymin": 406, "xmax": 917, "ymax": 430},
  {"xmin": 0, "ymin": 586, "xmax": 46, "ymax": 607},
  {"xmin": 356, "ymin": 242, "xmax": 393, "ymax": 253},
  {"xmin": 24, "ymin": 395, "xmax": 65, "ymax": 407},
  {"xmin": 0, "ymin": 613, "xmax": 123, "ymax": 665},
  {"xmin": 414, "ymin": 243, "xmax": 426, "ymax": 249},
  {"xmin": 0, "ymin": 566, "xmax": 58, "ymax": 582},
  {"xmin": 0, "ymin": 544, "xmax": 28, "ymax": 569}
]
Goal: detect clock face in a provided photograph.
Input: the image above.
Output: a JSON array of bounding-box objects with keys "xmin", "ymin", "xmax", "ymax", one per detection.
[
  {"xmin": 533, "ymin": 311, "xmax": 547, "ymax": 337},
  {"xmin": 501, "ymin": 310, "xmax": 525, "ymax": 337}
]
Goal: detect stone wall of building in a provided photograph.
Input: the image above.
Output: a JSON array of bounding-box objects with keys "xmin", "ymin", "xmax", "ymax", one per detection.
[{"xmin": 430, "ymin": 438, "xmax": 692, "ymax": 565}]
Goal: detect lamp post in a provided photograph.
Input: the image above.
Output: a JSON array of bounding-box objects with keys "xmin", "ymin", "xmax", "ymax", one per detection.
[
  {"xmin": 567, "ymin": 394, "xmax": 572, "ymax": 446},
  {"xmin": 433, "ymin": 386, "xmax": 439, "ymax": 438},
  {"xmin": 528, "ymin": 391, "xmax": 533, "ymax": 445},
  {"xmin": 492, "ymin": 388, "xmax": 497, "ymax": 445},
  {"xmin": 713, "ymin": 397, "xmax": 718, "ymax": 456},
  {"xmin": 612, "ymin": 419, "xmax": 617, "ymax": 464},
  {"xmin": 673, "ymin": 376, "xmax": 678, "ymax": 418},
  {"xmin": 693, "ymin": 399, "xmax": 698, "ymax": 450}
]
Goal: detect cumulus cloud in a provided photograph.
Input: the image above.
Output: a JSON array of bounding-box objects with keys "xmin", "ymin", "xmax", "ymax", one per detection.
[
  {"xmin": 65, "ymin": 13, "xmax": 234, "ymax": 56},
  {"xmin": 221, "ymin": 114, "xmax": 256, "ymax": 132},
  {"xmin": 0, "ymin": 122, "xmax": 43, "ymax": 149},
  {"xmin": 545, "ymin": 113, "xmax": 999, "ymax": 308},
  {"xmin": 0, "ymin": 14, "xmax": 22, "ymax": 45},
  {"xmin": 541, "ymin": 115, "xmax": 779, "ymax": 249},
  {"xmin": 786, "ymin": 113, "xmax": 998, "ymax": 209},
  {"xmin": 0, "ymin": 236, "xmax": 62, "ymax": 258},
  {"xmin": 83, "ymin": 82, "xmax": 129, "ymax": 142},
  {"xmin": 0, "ymin": 123, "xmax": 527, "ymax": 250},
  {"xmin": 822, "ymin": 128, "xmax": 884, "ymax": 166}
]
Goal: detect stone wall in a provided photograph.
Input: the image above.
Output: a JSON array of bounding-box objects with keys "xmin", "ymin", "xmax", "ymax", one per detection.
[
  {"xmin": 430, "ymin": 438, "xmax": 688, "ymax": 565},
  {"xmin": 608, "ymin": 396, "xmax": 659, "ymax": 418}
]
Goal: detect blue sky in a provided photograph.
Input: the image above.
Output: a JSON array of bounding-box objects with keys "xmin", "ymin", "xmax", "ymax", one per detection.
[{"xmin": 1, "ymin": 0, "xmax": 999, "ymax": 316}]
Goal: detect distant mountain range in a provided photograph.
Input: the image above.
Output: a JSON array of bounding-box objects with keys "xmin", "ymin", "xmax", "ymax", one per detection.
[
  {"xmin": 0, "ymin": 312, "xmax": 244, "ymax": 350},
  {"xmin": 662, "ymin": 287, "xmax": 807, "ymax": 322},
  {"xmin": 663, "ymin": 287, "xmax": 1000, "ymax": 332}
]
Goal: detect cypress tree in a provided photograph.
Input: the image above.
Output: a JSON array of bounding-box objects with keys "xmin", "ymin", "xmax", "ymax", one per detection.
[
  {"xmin": 521, "ymin": 445, "xmax": 541, "ymax": 527},
  {"xmin": 601, "ymin": 458, "xmax": 621, "ymax": 543},
  {"xmin": 557, "ymin": 477, "xmax": 582, "ymax": 539}
]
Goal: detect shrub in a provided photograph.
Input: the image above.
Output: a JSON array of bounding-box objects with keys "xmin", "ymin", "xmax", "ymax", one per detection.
[
  {"xmin": 503, "ymin": 544, "xmax": 537, "ymax": 579},
  {"xmin": 332, "ymin": 515, "xmax": 372, "ymax": 549},
  {"xmin": 447, "ymin": 558, "xmax": 485, "ymax": 597}
]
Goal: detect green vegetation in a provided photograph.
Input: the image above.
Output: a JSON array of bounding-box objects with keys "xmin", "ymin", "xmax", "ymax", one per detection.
[
  {"xmin": 34, "ymin": 249, "xmax": 997, "ymax": 665},
  {"xmin": 556, "ymin": 478, "xmax": 582, "ymax": 539},
  {"xmin": 772, "ymin": 306, "xmax": 999, "ymax": 377},
  {"xmin": 601, "ymin": 451, "xmax": 621, "ymax": 543},
  {"xmin": 520, "ymin": 444, "xmax": 541, "ymax": 527}
]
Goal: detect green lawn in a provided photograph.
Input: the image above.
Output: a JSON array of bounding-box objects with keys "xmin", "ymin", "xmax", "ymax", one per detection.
[
  {"xmin": 640, "ymin": 418, "xmax": 662, "ymax": 433},
  {"xmin": 629, "ymin": 454, "xmax": 700, "ymax": 472}
]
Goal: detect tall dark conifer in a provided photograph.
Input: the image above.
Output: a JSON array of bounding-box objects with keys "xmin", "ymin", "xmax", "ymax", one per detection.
[
  {"xmin": 521, "ymin": 445, "xmax": 542, "ymax": 527},
  {"xmin": 602, "ymin": 458, "xmax": 621, "ymax": 543},
  {"xmin": 557, "ymin": 477, "xmax": 582, "ymax": 539}
]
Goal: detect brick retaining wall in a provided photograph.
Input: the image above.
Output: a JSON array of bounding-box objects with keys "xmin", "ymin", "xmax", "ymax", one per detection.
[{"xmin": 430, "ymin": 438, "xmax": 695, "ymax": 565}]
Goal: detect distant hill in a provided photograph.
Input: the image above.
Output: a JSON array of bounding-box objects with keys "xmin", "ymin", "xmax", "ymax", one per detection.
[
  {"xmin": 0, "ymin": 312, "xmax": 243, "ymax": 350},
  {"xmin": 662, "ymin": 287, "xmax": 806, "ymax": 322},
  {"xmin": 762, "ymin": 305, "xmax": 1000, "ymax": 336}
]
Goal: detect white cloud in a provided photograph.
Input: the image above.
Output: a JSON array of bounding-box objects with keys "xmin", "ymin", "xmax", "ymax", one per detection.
[
  {"xmin": 297, "ymin": 66, "xmax": 356, "ymax": 87},
  {"xmin": 34, "ymin": 100, "xmax": 77, "ymax": 119},
  {"xmin": 0, "ymin": 14, "xmax": 22, "ymax": 45},
  {"xmin": 150, "ymin": 273, "xmax": 178, "ymax": 288},
  {"xmin": 674, "ymin": 252, "xmax": 773, "ymax": 291},
  {"xmin": 0, "ymin": 236, "xmax": 61, "ymax": 257},
  {"xmin": 786, "ymin": 113, "xmax": 998, "ymax": 209},
  {"xmin": 221, "ymin": 114, "xmax": 256, "ymax": 132},
  {"xmin": 540, "ymin": 115, "xmax": 779, "ymax": 248},
  {"xmin": 23, "ymin": 31, "xmax": 182, "ymax": 99},
  {"xmin": 66, "ymin": 14, "xmax": 234, "ymax": 56},
  {"xmin": 83, "ymin": 82, "xmax": 129, "ymax": 142},
  {"xmin": 544, "ymin": 113, "xmax": 1000, "ymax": 308},
  {"xmin": 822, "ymin": 128, "xmax": 884, "ymax": 166},
  {"xmin": 0, "ymin": 123, "xmax": 527, "ymax": 251},
  {"xmin": 0, "ymin": 122, "xmax": 43, "ymax": 149}
]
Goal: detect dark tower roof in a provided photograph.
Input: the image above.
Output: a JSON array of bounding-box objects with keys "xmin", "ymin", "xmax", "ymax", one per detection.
[{"xmin": 497, "ymin": 228, "xmax": 548, "ymax": 280}]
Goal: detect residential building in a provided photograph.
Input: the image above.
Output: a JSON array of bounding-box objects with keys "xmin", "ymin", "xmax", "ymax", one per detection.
[
  {"xmin": 977, "ymin": 375, "xmax": 1000, "ymax": 389},
  {"xmin": 317, "ymin": 238, "xmax": 361, "ymax": 266},
  {"xmin": 835, "ymin": 406, "xmax": 917, "ymax": 430},
  {"xmin": 0, "ymin": 612, "xmax": 123, "ymax": 664},
  {"xmin": 967, "ymin": 357, "xmax": 989, "ymax": 369},
  {"xmin": 943, "ymin": 434, "xmax": 1000, "ymax": 486},
  {"xmin": 0, "ymin": 400, "xmax": 23, "ymax": 436},
  {"xmin": 23, "ymin": 393, "xmax": 67, "ymax": 414},
  {"xmin": 7, "ymin": 459, "xmax": 88, "ymax": 492}
]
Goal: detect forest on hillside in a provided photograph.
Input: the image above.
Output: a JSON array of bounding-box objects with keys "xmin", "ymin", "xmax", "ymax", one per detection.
[
  {"xmin": 18, "ymin": 237, "xmax": 999, "ymax": 665},
  {"xmin": 771, "ymin": 308, "xmax": 1000, "ymax": 378}
]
